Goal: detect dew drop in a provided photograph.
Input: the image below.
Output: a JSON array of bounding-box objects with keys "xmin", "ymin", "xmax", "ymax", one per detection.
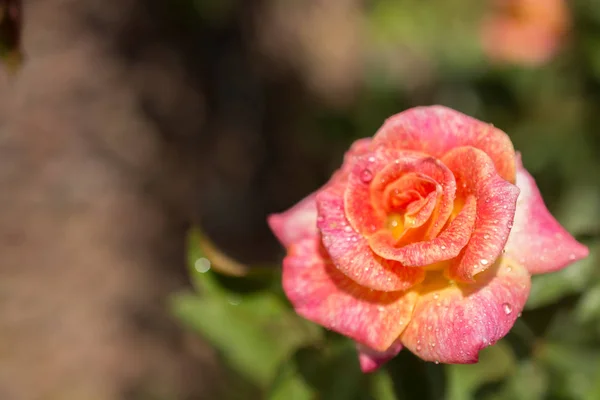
[
  {"xmin": 517, "ymin": 312, "xmax": 522, "ymax": 318},
  {"xmin": 483, "ymin": 234, "xmax": 490, "ymax": 240},
  {"xmin": 417, "ymin": 345, "xmax": 422, "ymax": 351},
  {"xmin": 440, "ymin": 245, "xmax": 446, "ymax": 250},
  {"xmin": 480, "ymin": 259, "xmax": 489, "ymax": 266},
  {"xmin": 368, "ymin": 156, "xmax": 376, "ymax": 163},
  {"xmin": 502, "ymin": 303, "xmax": 513, "ymax": 315},
  {"xmin": 433, "ymin": 293, "xmax": 439, "ymax": 300},
  {"xmin": 430, "ymin": 342, "xmax": 436, "ymax": 348},
  {"xmin": 434, "ymin": 360, "xmax": 440, "ymax": 365},
  {"xmin": 360, "ymin": 169, "xmax": 373, "ymax": 183},
  {"xmin": 194, "ymin": 257, "xmax": 211, "ymax": 273},
  {"xmin": 344, "ymin": 225, "xmax": 352, "ymax": 233},
  {"xmin": 569, "ymin": 253, "xmax": 576, "ymax": 261},
  {"xmin": 427, "ymin": 325, "xmax": 433, "ymax": 331}
]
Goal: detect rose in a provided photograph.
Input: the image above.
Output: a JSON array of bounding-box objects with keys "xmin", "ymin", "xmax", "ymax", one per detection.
[
  {"xmin": 481, "ymin": 0, "xmax": 570, "ymax": 66},
  {"xmin": 268, "ymin": 106, "xmax": 588, "ymax": 372}
]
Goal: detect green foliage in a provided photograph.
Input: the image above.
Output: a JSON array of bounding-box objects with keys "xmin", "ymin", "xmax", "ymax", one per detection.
[{"xmin": 172, "ymin": 230, "xmax": 321, "ymax": 390}]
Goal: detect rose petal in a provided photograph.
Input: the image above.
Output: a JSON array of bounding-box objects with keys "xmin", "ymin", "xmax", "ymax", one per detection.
[
  {"xmin": 505, "ymin": 156, "xmax": 589, "ymax": 274},
  {"xmin": 368, "ymin": 196, "xmax": 477, "ymax": 266},
  {"xmin": 400, "ymin": 258, "xmax": 531, "ymax": 364},
  {"xmin": 317, "ymin": 185, "xmax": 425, "ymax": 291},
  {"xmin": 372, "ymin": 106, "xmax": 517, "ymax": 182},
  {"xmin": 356, "ymin": 340, "xmax": 404, "ymax": 373},
  {"xmin": 374, "ymin": 156, "xmax": 457, "ymax": 238},
  {"xmin": 443, "ymin": 147, "xmax": 520, "ymax": 282},
  {"xmin": 268, "ymin": 192, "xmax": 318, "ymax": 248},
  {"xmin": 345, "ymin": 150, "xmax": 456, "ymax": 237},
  {"xmin": 344, "ymin": 149, "xmax": 425, "ymax": 235},
  {"xmin": 283, "ymin": 238, "xmax": 418, "ymax": 351},
  {"xmin": 403, "ymin": 189, "xmax": 439, "ymax": 230}
]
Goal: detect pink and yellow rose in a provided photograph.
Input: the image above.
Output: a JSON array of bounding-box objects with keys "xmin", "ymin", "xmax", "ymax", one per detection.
[{"xmin": 268, "ymin": 106, "xmax": 588, "ymax": 372}]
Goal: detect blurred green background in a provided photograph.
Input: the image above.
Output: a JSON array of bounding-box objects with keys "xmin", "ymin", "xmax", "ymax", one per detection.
[{"xmin": 2, "ymin": 0, "xmax": 600, "ymax": 399}]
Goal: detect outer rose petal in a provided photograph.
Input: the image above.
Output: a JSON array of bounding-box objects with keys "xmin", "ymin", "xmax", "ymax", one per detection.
[
  {"xmin": 268, "ymin": 138, "xmax": 372, "ymax": 248},
  {"xmin": 443, "ymin": 147, "xmax": 520, "ymax": 282},
  {"xmin": 356, "ymin": 340, "xmax": 403, "ymax": 373},
  {"xmin": 372, "ymin": 106, "xmax": 517, "ymax": 182},
  {"xmin": 283, "ymin": 238, "xmax": 418, "ymax": 351},
  {"xmin": 268, "ymin": 193, "xmax": 318, "ymax": 248},
  {"xmin": 401, "ymin": 258, "xmax": 531, "ymax": 363},
  {"xmin": 505, "ymin": 156, "xmax": 589, "ymax": 274},
  {"xmin": 317, "ymin": 185, "xmax": 425, "ymax": 291}
]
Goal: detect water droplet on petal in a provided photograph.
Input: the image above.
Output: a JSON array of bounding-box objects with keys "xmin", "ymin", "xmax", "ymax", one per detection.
[
  {"xmin": 480, "ymin": 259, "xmax": 489, "ymax": 266},
  {"xmin": 440, "ymin": 245, "xmax": 446, "ymax": 250},
  {"xmin": 502, "ymin": 303, "xmax": 513, "ymax": 315},
  {"xmin": 434, "ymin": 360, "xmax": 440, "ymax": 365},
  {"xmin": 433, "ymin": 293, "xmax": 439, "ymax": 300},
  {"xmin": 483, "ymin": 234, "xmax": 490, "ymax": 240},
  {"xmin": 344, "ymin": 225, "xmax": 352, "ymax": 233},
  {"xmin": 368, "ymin": 156, "xmax": 376, "ymax": 163},
  {"xmin": 360, "ymin": 169, "xmax": 373, "ymax": 183}
]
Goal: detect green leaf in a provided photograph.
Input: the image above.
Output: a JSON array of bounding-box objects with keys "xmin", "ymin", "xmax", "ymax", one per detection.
[
  {"xmin": 369, "ymin": 369, "xmax": 398, "ymax": 400},
  {"xmin": 267, "ymin": 355, "xmax": 316, "ymax": 400},
  {"xmin": 319, "ymin": 342, "xmax": 367, "ymax": 400},
  {"xmin": 170, "ymin": 290, "xmax": 321, "ymax": 388}
]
